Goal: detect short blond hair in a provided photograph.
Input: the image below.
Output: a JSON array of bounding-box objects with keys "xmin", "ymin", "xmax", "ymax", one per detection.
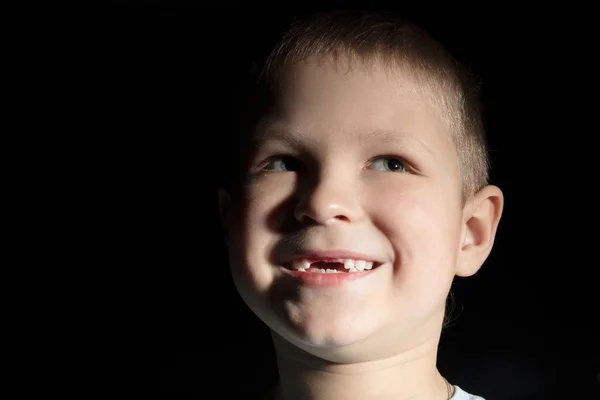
[{"xmin": 232, "ymin": 10, "xmax": 489, "ymax": 201}]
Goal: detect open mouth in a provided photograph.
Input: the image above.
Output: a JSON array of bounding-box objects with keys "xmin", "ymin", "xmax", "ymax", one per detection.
[{"xmin": 284, "ymin": 258, "xmax": 383, "ymax": 274}]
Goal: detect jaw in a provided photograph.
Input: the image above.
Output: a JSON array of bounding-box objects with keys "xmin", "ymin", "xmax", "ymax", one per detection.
[{"xmin": 270, "ymin": 307, "xmax": 445, "ymax": 365}]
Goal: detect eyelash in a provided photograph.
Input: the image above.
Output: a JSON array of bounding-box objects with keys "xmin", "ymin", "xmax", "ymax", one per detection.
[
  {"xmin": 259, "ymin": 155, "xmax": 303, "ymax": 172},
  {"xmin": 257, "ymin": 155, "xmax": 410, "ymax": 173},
  {"xmin": 367, "ymin": 156, "xmax": 408, "ymax": 173}
]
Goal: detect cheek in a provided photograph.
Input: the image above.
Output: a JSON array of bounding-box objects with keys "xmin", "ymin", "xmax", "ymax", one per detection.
[
  {"xmin": 241, "ymin": 178, "xmax": 296, "ymax": 234},
  {"xmin": 229, "ymin": 179, "xmax": 294, "ymax": 280},
  {"xmin": 373, "ymin": 184, "xmax": 461, "ymax": 287},
  {"xmin": 374, "ymin": 182, "xmax": 460, "ymax": 239}
]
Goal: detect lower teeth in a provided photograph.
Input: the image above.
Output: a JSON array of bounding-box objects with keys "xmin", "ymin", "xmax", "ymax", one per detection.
[{"xmin": 297, "ymin": 268, "xmax": 359, "ymax": 273}]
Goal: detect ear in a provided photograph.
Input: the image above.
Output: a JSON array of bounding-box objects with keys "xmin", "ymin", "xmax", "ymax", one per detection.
[
  {"xmin": 456, "ymin": 185, "xmax": 504, "ymax": 277},
  {"xmin": 217, "ymin": 189, "xmax": 232, "ymax": 246}
]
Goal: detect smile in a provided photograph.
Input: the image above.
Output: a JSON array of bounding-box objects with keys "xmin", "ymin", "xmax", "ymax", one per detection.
[{"xmin": 287, "ymin": 258, "xmax": 382, "ymax": 273}]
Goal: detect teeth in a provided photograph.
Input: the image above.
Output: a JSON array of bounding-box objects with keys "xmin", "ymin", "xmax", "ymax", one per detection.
[
  {"xmin": 343, "ymin": 260, "xmax": 373, "ymax": 271},
  {"xmin": 355, "ymin": 260, "xmax": 366, "ymax": 271},
  {"xmin": 292, "ymin": 259, "xmax": 311, "ymax": 270},
  {"xmin": 291, "ymin": 258, "xmax": 377, "ymax": 272},
  {"xmin": 313, "ymin": 268, "xmax": 344, "ymax": 274}
]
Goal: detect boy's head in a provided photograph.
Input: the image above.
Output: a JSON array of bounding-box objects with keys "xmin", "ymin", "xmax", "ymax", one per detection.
[
  {"xmin": 227, "ymin": 10, "xmax": 489, "ymax": 203},
  {"xmin": 219, "ymin": 10, "xmax": 503, "ymax": 363}
]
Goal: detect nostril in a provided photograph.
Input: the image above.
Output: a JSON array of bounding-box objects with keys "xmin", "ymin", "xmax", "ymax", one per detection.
[{"xmin": 334, "ymin": 215, "xmax": 350, "ymax": 221}]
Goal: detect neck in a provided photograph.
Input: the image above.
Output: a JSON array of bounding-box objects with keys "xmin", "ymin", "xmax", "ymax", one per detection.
[{"xmin": 271, "ymin": 333, "xmax": 452, "ymax": 400}]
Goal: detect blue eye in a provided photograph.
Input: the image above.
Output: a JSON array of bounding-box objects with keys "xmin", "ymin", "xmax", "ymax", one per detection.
[
  {"xmin": 370, "ymin": 157, "xmax": 406, "ymax": 172},
  {"xmin": 264, "ymin": 156, "xmax": 302, "ymax": 172}
]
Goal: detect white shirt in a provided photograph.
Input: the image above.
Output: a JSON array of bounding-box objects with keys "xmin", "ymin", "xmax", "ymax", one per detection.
[{"xmin": 451, "ymin": 385, "xmax": 485, "ymax": 400}]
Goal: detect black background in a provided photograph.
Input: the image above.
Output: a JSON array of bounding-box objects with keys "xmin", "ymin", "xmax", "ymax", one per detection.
[{"xmin": 104, "ymin": 3, "xmax": 598, "ymax": 399}]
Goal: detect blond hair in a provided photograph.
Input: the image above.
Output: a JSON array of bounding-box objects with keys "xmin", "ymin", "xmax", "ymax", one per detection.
[{"xmin": 239, "ymin": 10, "xmax": 490, "ymax": 201}]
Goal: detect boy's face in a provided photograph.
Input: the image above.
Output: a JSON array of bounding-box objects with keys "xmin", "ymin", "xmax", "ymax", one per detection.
[{"xmin": 221, "ymin": 56, "xmax": 471, "ymax": 360}]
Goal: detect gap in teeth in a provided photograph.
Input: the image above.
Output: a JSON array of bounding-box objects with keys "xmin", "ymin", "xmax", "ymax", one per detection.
[{"xmin": 291, "ymin": 258, "xmax": 375, "ymax": 272}]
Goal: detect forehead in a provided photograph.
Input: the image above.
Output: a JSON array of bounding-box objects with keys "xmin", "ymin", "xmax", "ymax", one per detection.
[{"xmin": 261, "ymin": 56, "xmax": 456, "ymax": 158}]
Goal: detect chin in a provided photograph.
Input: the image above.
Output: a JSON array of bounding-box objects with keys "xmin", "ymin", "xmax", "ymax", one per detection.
[
  {"xmin": 273, "ymin": 325, "xmax": 385, "ymax": 364},
  {"xmin": 273, "ymin": 311, "xmax": 378, "ymax": 350},
  {"xmin": 294, "ymin": 328, "xmax": 366, "ymax": 349}
]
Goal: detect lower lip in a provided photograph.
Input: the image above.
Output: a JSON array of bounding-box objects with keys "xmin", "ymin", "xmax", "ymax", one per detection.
[{"xmin": 281, "ymin": 268, "xmax": 376, "ymax": 288}]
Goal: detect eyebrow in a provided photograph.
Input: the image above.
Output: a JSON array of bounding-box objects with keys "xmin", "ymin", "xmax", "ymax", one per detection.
[
  {"xmin": 253, "ymin": 120, "xmax": 435, "ymax": 156},
  {"xmin": 362, "ymin": 129, "xmax": 433, "ymax": 152},
  {"xmin": 251, "ymin": 119, "xmax": 305, "ymax": 147}
]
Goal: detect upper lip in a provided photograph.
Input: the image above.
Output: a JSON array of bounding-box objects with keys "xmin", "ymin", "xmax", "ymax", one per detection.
[{"xmin": 285, "ymin": 249, "xmax": 384, "ymax": 264}]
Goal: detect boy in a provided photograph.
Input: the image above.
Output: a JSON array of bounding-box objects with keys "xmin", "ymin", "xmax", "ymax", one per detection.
[{"xmin": 217, "ymin": 10, "xmax": 503, "ymax": 400}]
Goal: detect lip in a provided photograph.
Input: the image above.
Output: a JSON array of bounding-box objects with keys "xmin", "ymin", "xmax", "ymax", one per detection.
[
  {"xmin": 281, "ymin": 249, "xmax": 384, "ymax": 288},
  {"xmin": 285, "ymin": 249, "xmax": 384, "ymax": 264},
  {"xmin": 281, "ymin": 267, "xmax": 378, "ymax": 288}
]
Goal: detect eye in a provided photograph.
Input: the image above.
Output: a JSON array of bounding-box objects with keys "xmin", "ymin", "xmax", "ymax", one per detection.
[
  {"xmin": 369, "ymin": 156, "xmax": 407, "ymax": 173},
  {"xmin": 262, "ymin": 156, "xmax": 303, "ymax": 172}
]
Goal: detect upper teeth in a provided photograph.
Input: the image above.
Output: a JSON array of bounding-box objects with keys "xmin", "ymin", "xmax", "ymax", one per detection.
[{"xmin": 291, "ymin": 258, "xmax": 375, "ymax": 272}]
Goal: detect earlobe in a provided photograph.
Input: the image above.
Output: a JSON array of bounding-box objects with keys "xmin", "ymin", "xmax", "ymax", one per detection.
[
  {"xmin": 457, "ymin": 185, "xmax": 504, "ymax": 277},
  {"xmin": 217, "ymin": 189, "xmax": 232, "ymax": 245}
]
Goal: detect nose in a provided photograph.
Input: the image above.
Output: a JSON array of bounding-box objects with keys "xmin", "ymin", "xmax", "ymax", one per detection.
[{"xmin": 293, "ymin": 175, "xmax": 362, "ymax": 225}]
